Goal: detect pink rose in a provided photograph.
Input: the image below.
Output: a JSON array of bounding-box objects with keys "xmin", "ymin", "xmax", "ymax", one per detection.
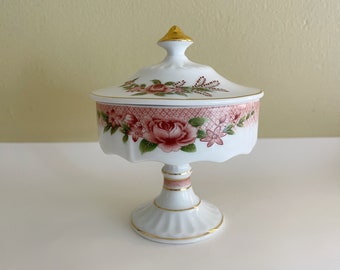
[
  {"xmin": 143, "ymin": 117, "xmax": 197, "ymax": 152},
  {"xmin": 145, "ymin": 84, "xmax": 172, "ymax": 94}
]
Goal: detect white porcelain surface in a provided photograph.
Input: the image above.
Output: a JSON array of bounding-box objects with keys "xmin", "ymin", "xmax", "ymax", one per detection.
[
  {"xmin": 131, "ymin": 200, "xmax": 224, "ymax": 244},
  {"xmin": 91, "ymin": 35, "xmax": 263, "ymax": 106},
  {"xmin": 131, "ymin": 164, "xmax": 224, "ymax": 244},
  {"xmin": 95, "ymin": 102, "xmax": 260, "ymax": 165},
  {"xmin": 90, "ymin": 26, "xmax": 263, "ymax": 243}
]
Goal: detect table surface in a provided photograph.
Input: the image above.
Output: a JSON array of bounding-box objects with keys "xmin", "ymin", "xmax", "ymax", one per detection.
[{"xmin": 0, "ymin": 138, "xmax": 339, "ymax": 270}]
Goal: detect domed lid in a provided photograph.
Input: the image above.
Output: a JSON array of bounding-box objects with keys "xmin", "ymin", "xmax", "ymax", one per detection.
[{"xmin": 91, "ymin": 25, "xmax": 263, "ymax": 106}]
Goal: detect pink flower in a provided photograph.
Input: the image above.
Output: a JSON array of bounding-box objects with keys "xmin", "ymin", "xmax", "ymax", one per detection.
[
  {"xmin": 200, "ymin": 127, "xmax": 226, "ymax": 147},
  {"xmin": 172, "ymin": 87, "xmax": 185, "ymax": 94},
  {"xmin": 123, "ymin": 114, "xmax": 138, "ymax": 126},
  {"xmin": 107, "ymin": 109, "xmax": 122, "ymax": 127},
  {"xmin": 129, "ymin": 122, "xmax": 144, "ymax": 142},
  {"xmin": 219, "ymin": 114, "xmax": 227, "ymax": 124},
  {"xmin": 229, "ymin": 112, "xmax": 241, "ymax": 124},
  {"xmin": 126, "ymin": 86, "xmax": 142, "ymax": 92},
  {"xmin": 145, "ymin": 84, "xmax": 172, "ymax": 94},
  {"xmin": 121, "ymin": 114, "xmax": 142, "ymax": 141},
  {"xmin": 143, "ymin": 117, "xmax": 197, "ymax": 152}
]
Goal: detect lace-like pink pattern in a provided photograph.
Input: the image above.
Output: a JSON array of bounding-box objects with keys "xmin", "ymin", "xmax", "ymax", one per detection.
[{"xmin": 96, "ymin": 101, "xmax": 260, "ymax": 153}]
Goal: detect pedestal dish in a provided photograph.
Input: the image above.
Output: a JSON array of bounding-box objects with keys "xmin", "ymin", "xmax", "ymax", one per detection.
[{"xmin": 91, "ymin": 26, "xmax": 263, "ymax": 244}]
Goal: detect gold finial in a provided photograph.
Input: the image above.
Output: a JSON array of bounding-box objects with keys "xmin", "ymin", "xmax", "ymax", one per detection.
[{"xmin": 158, "ymin": 25, "xmax": 193, "ymax": 42}]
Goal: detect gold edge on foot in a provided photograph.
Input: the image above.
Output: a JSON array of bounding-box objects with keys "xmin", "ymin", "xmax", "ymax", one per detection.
[
  {"xmin": 130, "ymin": 215, "xmax": 224, "ymax": 241},
  {"xmin": 153, "ymin": 199, "xmax": 201, "ymax": 211}
]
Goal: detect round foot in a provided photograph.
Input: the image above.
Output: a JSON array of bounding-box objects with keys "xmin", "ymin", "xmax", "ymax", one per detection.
[{"xmin": 131, "ymin": 200, "xmax": 224, "ymax": 244}]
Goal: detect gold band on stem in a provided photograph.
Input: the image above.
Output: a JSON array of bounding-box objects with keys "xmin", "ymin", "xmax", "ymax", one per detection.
[
  {"xmin": 163, "ymin": 185, "xmax": 192, "ymax": 191},
  {"xmin": 153, "ymin": 199, "xmax": 201, "ymax": 212},
  {"xmin": 131, "ymin": 215, "xmax": 224, "ymax": 241},
  {"xmin": 161, "ymin": 169, "xmax": 192, "ymax": 176}
]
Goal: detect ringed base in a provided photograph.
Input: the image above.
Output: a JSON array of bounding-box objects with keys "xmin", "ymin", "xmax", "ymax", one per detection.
[{"xmin": 131, "ymin": 200, "xmax": 224, "ymax": 244}]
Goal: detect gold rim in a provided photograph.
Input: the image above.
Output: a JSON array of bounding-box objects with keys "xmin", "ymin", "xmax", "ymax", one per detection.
[
  {"xmin": 91, "ymin": 90, "xmax": 264, "ymax": 101},
  {"xmin": 153, "ymin": 199, "xmax": 201, "ymax": 211},
  {"xmin": 161, "ymin": 169, "xmax": 192, "ymax": 176},
  {"xmin": 131, "ymin": 215, "xmax": 224, "ymax": 241},
  {"xmin": 163, "ymin": 185, "xmax": 192, "ymax": 191}
]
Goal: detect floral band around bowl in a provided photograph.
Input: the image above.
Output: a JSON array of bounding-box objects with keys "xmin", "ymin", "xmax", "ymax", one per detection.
[{"xmin": 96, "ymin": 101, "xmax": 260, "ymax": 154}]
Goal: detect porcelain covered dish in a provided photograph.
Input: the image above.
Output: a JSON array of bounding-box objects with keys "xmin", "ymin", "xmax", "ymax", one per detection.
[{"xmin": 91, "ymin": 26, "xmax": 263, "ymax": 244}]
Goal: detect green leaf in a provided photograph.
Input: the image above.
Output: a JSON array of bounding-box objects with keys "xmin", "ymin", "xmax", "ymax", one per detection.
[
  {"xmin": 181, "ymin": 144, "xmax": 197, "ymax": 153},
  {"xmin": 101, "ymin": 112, "xmax": 109, "ymax": 122},
  {"xmin": 121, "ymin": 123, "xmax": 130, "ymax": 131},
  {"xmin": 237, "ymin": 116, "xmax": 246, "ymax": 127},
  {"xmin": 246, "ymin": 113, "xmax": 250, "ymax": 120},
  {"xmin": 197, "ymin": 129, "xmax": 206, "ymax": 139},
  {"xmin": 132, "ymin": 92, "xmax": 148, "ymax": 96},
  {"xmin": 226, "ymin": 124, "xmax": 234, "ymax": 131},
  {"xmin": 122, "ymin": 134, "xmax": 128, "ymax": 143},
  {"xmin": 139, "ymin": 139, "xmax": 158, "ymax": 154},
  {"xmin": 154, "ymin": 92, "xmax": 166, "ymax": 96},
  {"xmin": 124, "ymin": 83, "xmax": 138, "ymax": 90},
  {"xmin": 151, "ymin": 79, "xmax": 161, "ymax": 84},
  {"xmin": 174, "ymin": 92, "xmax": 188, "ymax": 97},
  {"xmin": 188, "ymin": 117, "xmax": 208, "ymax": 127},
  {"xmin": 181, "ymin": 87, "xmax": 192, "ymax": 92},
  {"xmin": 224, "ymin": 124, "xmax": 235, "ymax": 134},
  {"xmin": 110, "ymin": 125, "xmax": 119, "ymax": 135},
  {"xmin": 251, "ymin": 110, "xmax": 255, "ymax": 115},
  {"xmin": 164, "ymin": 81, "xmax": 175, "ymax": 86},
  {"xmin": 103, "ymin": 125, "xmax": 111, "ymax": 133},
  {"xmin": 193, "ymin": 87, "xmax": 207, "ymax": 91}
]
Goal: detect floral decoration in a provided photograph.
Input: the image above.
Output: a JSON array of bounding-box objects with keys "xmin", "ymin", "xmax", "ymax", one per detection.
[
  {"xmin": 120, "ymin": 76, "xmax": 228, "ymax": 97},
  {"xmin": 96, "ymin": 102, "xmax": 259, "ymax": 154}
]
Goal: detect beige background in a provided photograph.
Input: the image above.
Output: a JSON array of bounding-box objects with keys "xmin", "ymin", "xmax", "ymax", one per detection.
[{"xmin": 1, "ymin": 0, "xmax": 339, "ymax": 142}]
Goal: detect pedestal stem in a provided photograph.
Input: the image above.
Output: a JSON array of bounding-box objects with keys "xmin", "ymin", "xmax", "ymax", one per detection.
[
  {"xmin": 155, "ymin": 164, "xmax": 200, "ymax": 211},
  {"xmin": 131, "ymin": 163, "xmax": 224, "ymax": 244}
]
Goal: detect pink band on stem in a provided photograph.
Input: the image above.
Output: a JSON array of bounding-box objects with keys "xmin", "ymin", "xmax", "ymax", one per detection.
[{"xmin": 164, "ymin": 177, "xmax": 191, "ymax": 189}]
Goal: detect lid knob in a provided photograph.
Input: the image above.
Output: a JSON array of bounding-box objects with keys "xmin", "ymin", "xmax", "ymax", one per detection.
[
  {"xmin": 157, "ymin": 26, "xmax": 193, "ymax": 59},
  {"xmin": 158, "ymin": 25, "xmax": 193, "ymax": 42}
]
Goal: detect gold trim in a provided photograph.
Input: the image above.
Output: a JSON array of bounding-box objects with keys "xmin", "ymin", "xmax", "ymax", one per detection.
[
  {"xmin": 153, "ymin": 199, "xmax": 201, "ymax": 211},
  {"xmin": 131, "ymin": 215, "xmax": 224, "ymax": 241},
  {"xmin": 161, "ymin": 169, "xmax": 192, "ymax": 176},
  {"xmin": 91, "ymin": 90, "xmax": 264, "ymax": 102},
  {"xmin": 159, "ymin": 25, "xmax": 193, "ymax": 42},
  {"xmin": 163, "ymin": 185, "xmax": 192, "ymax": 191},
  {"xmin": 164, "ymin": 176, "xmax": 190, "ymax": 182}
]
